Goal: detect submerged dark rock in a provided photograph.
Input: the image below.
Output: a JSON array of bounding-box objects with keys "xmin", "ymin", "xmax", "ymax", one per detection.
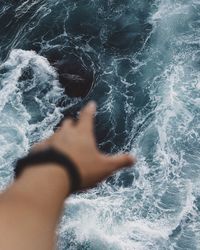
[{"xmin": 46, "ymin": 50, "xmax": 94, "ymax": 98}]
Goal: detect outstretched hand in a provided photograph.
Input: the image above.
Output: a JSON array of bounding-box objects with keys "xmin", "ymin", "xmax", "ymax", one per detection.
[{"xmin": 33, "ymin": 102, "xmax": 136, "ymax": 190}]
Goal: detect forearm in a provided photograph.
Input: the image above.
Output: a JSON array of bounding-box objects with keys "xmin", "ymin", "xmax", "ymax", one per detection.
[{"xmin": 0, "ymin": 164, "xmax": 70, "ymax": 250}]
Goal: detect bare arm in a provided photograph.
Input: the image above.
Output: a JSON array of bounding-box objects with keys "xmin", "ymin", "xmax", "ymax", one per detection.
[{"xmin": 0, "ymin": 102, "xmax": 135, "ymax": 250}]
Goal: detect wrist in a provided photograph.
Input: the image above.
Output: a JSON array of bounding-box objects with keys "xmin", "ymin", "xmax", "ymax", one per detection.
[
  {"xmin": 20, "ymin": 163, "xmax": 70, "ymax": 197},
  {"xmin": 14, "ymin": 148, "xmax": 81, "ymax": 193},
  {"xmin": 12, "ymin": 163, "xmax": 71, "ymax": 213}
]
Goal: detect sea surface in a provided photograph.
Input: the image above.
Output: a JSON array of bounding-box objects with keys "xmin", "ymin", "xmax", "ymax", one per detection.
[{"xmin": 0, "ymin": 0, "xmax": 200, "ymax": 249}]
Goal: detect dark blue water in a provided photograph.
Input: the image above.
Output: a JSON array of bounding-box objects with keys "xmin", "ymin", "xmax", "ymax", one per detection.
[{"xmin": 0, "ymin": 0, "xmax": 200, "ymax": 249}]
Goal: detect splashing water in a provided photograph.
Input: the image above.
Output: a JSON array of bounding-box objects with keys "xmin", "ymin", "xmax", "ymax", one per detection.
[{"xmin": 0, "ymin": 0, "xmax": 200, "ymax": 249}]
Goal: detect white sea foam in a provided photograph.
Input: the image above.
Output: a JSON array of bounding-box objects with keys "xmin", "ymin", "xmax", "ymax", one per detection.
[{"xmin": 0, "ymin": 49, "xmax": 65, "ymax": 187}]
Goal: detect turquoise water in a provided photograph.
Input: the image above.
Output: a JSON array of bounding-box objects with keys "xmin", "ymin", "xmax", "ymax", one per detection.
[{"xmin": 0, "ymin": 0, "xmax": 200, "ymax": 249}]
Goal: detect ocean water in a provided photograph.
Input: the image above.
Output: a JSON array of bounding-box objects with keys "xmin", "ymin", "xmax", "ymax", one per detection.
[{"xmin": 0, "ymin": 0, "xmax": 200, "ymax": 249}]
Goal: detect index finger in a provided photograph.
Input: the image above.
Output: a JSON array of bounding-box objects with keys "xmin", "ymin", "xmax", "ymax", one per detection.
[{"xmin": 78, "ymin": 101, "xmax": 96, "ymax": 132}]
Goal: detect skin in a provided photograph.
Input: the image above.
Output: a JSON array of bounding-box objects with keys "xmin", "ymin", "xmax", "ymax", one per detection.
[{"xmin": 0, "ymin": 102, "xmax": 135, "ymax": 250}]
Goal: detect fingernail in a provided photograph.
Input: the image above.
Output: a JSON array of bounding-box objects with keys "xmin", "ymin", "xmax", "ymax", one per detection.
[
  {"xmin": 87, "ymin": 101, "xmax": 96, "ymax": 110},
  {"xmin": 132, "ymin": 156, "xmax": 137, "ymax": 164},
  {"xmin": 128, "ymin": 155, "xmax": 137, "ymax": 164}
]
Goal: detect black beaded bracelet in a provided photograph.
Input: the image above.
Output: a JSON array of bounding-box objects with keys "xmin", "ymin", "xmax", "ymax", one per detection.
[{"xmin": 14, "ymin": 148, "xmax": 81, "ymax": 193}]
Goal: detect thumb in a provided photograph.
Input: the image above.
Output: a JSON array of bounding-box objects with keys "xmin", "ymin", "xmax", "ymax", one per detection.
[{"xmin": 106, "ymin": 154, "xmax": 136, "ymax": 171}]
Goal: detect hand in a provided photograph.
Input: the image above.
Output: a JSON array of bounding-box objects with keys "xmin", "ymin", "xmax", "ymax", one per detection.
[{"xmin": 32, "ymin": 102, "xmax": 136, "ymax": 190}]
